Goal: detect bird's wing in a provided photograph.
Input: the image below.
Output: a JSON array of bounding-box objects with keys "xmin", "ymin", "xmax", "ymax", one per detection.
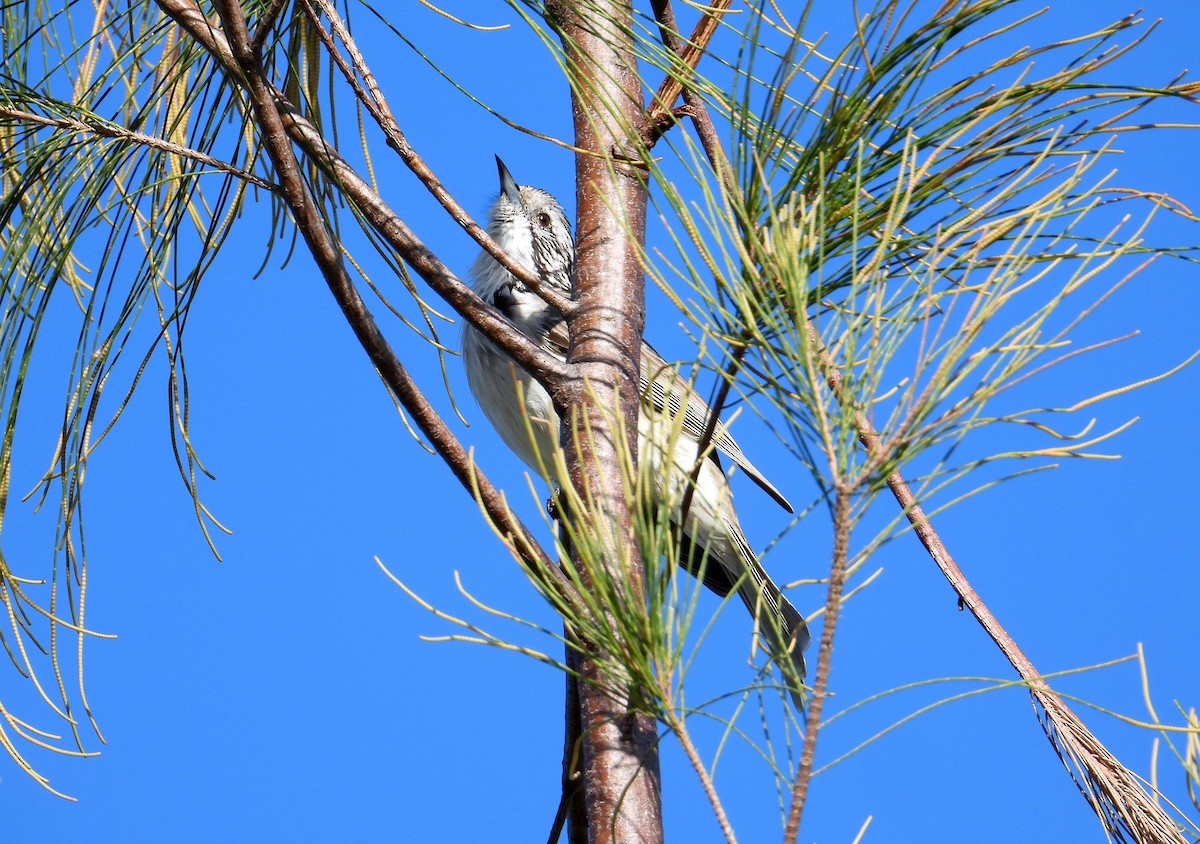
[
  {"xmin": 543, "ymin": 318, "xmax": 571, "ymax": 357},
  {"xmin": 543, "ymin": 322, "xmax": 791, "ymax": 513},
  {"xmin": 640, "ymin": 342, "xmax": 793, "ymax": 513}
]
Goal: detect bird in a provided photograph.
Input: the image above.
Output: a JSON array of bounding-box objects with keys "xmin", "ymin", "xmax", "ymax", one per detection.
[{"xmin": 461, "ymin": 156, "xmax": 809, "ymax": 709}]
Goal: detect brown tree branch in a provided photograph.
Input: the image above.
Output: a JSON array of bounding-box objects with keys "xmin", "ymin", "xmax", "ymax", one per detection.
[
  {"xmin": 548, "ymin": 632, "xmax": 588, "ymax": 844},
  {"xmin": 647, "ymin": 0, "xmax": 759, "ymax": 543},
  {"xmin": 154, "ymin": 0, "xmax": 569, "ymax": 390},
  {"xmin": 0, "ymin": 107, "xmax": 276, "ymax": 190},
  {"xmin": 250, "ymin": 0, "xmax": 291, "ymax": 53},
  {"xmin": 646, "ymin": 3, "xmax": 1187, "ymax": 840},
  {"xmin": 544, "ymin": 0, "xmax": 662, "ymax": 841},
  {"xmin": 783, "ymin": 486, "xmax": 852, "ymax": 842},
  {"xmin": 645, "ymin": 0, "xmax": 733, "ymax": 139},
  {"xmin": 299, "ymin": 0, "xmax": 577, "ymax": 318},
  {"xmin": 647, "ymin": 0, "xmax": 735, "ymax": 189},
  {"xmin": 180, "ymin": 0, "xmax": 578, "ymax": 612},
  {"xmin": 804, "ymin": 316, "xmax": 1189, "ymax": 843}
]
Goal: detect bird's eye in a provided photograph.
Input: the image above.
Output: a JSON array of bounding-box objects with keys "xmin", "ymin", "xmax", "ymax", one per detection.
[{"xmin": 537, "ymin": 212, "xmax": 552, "ymax": 228}]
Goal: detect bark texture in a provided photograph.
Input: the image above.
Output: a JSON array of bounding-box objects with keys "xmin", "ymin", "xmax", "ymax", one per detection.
[{"xmin": 545, "ymin": 1, "xmax": 663, "ymax": 842}]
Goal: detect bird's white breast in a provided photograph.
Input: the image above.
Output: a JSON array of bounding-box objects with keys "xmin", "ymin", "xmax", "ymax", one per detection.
[{"xmin": 462, "ymin": 322, "xmax": 561, "ymax": 479}]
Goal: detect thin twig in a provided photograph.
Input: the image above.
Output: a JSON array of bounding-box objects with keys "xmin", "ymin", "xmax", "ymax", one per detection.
[
  {"xmin": 784, "ymin": 487, "xmax": 852, "ymax": 841},
  {"xmin": 647, "ymin": 0, "xmax": 736, "ymax": 193},
  {"xmin": 647, "ymin": 3, "xmax": 1188, "ymax": 840},
  {"xmin": 153, "ymin": 0, "xmax": 570, "ymax": 390},
  {"xmin": 250, "ymin": 0, "xmax": 291, "ymax": 53},
  {"xmin": 300, "ymin": 0, "xmax": 577, "ymax": 317},
  {"xmin": 669, "ymin": 713, "xmax": 738, "ymax": 843},
  {"xmin": 181, "ymin": 0, "xmax": 579, "ymax": 615},
  {"xmin": 799, "ymin": 321, "xmax": 1188, "ymax": 844},
  {"xmin": 0, "ymin": 107, "xmax": 276, "ymax": 190},
  {"xmin": 646, "ymin": 0, "xmax": 733, "ymax": 136},
  {"xmin": 555, "ymin": 575, "xmax": 589, "ymax": 844}
]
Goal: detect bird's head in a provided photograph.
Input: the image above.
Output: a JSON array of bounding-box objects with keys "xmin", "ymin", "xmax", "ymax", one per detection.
[{"xmin": 481, "ymin": 157, "xmax": 574, "ymax": 327}]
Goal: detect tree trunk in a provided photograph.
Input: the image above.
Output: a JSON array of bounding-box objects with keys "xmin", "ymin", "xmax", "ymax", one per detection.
[{"xmin": 545, "ymin": 1, "xmax": 662, "ymax": 842}]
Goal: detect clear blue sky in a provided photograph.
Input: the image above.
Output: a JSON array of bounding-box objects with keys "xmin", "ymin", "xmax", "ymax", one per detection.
[{"xmin": 6, "ymin": 2, "xmax": 1198, "ymax": 841}]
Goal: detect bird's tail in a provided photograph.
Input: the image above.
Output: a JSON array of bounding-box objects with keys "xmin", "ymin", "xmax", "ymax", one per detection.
[{"xmin": 730, "ymin": 530, "xmax": 810, "ymax": 713}]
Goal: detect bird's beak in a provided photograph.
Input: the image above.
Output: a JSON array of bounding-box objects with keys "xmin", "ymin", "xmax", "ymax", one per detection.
[{"xmin": 495, "ymin": 155, "xmax": 522, "ymax": 205}]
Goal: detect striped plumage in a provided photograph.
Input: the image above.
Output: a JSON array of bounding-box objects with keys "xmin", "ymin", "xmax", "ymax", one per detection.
[{"xmin": 462, "ymin": 157, "xmax": 809, "ymax": 709}]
